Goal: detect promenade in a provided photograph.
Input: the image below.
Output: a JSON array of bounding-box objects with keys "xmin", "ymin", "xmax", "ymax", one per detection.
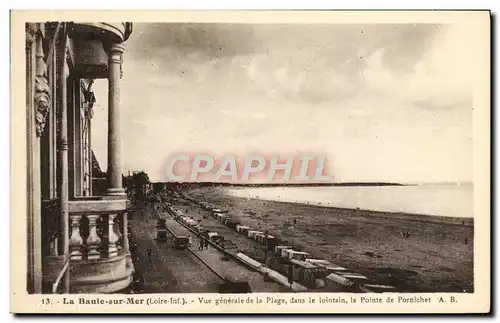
[{"xmin": 129, "ymin": 202, "xmax": 223, "ymax": 293}]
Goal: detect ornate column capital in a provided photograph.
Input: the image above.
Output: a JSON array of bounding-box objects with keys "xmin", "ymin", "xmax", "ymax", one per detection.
[
  {"xmin": 107, "ymin": 43, "xmax": 126, "ymax": 63},
  {"xmin": 107, "ymin": 43, "xmax": 126, "ymax": 78},
  {"xmin": 109, "ymin": 43, "xmax": 126, "ymax": 54},
  {"xmin": 25, "ymin": 23, "xmax": 38, "ymax": 48}
]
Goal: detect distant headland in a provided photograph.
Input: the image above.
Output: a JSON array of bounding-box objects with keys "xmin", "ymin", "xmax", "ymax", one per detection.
[{"xmin": 153, "ymin": 181, "xmax": 406, "ymax": 188}]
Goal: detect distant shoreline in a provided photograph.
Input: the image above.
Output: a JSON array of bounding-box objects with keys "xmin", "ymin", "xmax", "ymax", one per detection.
[
  {"xmin": 157, "ymin": 181, "xmax": 407, "ymax": 187},
  {"xmin": 156, "ymin": 181, "xmax": 472, "ymax": 188},
  {"xmin": 215, "ymin": 187, "xmax": 474, "ymax": 227}
]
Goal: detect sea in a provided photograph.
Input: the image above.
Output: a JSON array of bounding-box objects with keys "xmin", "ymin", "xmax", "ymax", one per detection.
[{"xmin": 225, "ymin": 184, "xmax": 473, "ymax": 218}]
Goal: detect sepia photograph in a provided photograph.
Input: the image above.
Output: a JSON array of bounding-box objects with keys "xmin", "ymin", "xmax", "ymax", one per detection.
[{"xmin": 11, "ymin": 10, "xmax": 490, "ymax": 314}]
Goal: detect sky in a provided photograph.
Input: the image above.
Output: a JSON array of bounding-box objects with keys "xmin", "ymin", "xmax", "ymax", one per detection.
[{"xmin": 91, "ymin": 22, "xmax": 476, "ymax": 183}]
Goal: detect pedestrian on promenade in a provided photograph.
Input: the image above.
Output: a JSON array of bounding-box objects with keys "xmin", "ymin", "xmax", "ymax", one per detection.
[
  {"xmin": 188, "ymin": 236, "xmax": 193, "ymax": 247},
  {"xmin": 204, "ymin": 238, "xmax": 209, "ymax": 250},
  {"xmin": 147, "ymin": 248, "xmax": 152, "ymax": 262}
]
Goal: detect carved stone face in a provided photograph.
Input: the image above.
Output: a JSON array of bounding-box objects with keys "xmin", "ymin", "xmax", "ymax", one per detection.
[
  {"xmin": 36, "ymin": 99, "xmax": 49, "ymax": 117},
  {"xmin": 34, "ymin": 76, "xmax": 51, "ymax": 136},
  {"xmin": 35, "ymin": 99, "xmax": 50, "ymax": 135}
]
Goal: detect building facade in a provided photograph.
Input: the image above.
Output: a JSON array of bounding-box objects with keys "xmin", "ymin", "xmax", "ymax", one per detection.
[{"xmin": 26, "ymin": 22, "xmax": 134, "ymax": 294}]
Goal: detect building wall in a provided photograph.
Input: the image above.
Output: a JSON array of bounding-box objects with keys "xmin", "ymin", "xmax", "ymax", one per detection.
[
  {"xmin": 27, "ymin": 22, "xmax": 132, "ymax": 294},
  {"xmin": 27, "ymin": 21, "xmax": 134, "ymax": 294}
]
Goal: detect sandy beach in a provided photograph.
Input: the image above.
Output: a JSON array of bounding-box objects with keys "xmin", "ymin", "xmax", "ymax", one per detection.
[{"xmin": 186, "ymin": 186, "xmax": 474, "ymax": 293}]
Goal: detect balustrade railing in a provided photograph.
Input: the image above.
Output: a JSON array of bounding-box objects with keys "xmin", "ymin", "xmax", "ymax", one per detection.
[
  {"xmin": 43, "ymin": 195, "xmax": 130, "ymax": 263},
  {"xmin": 68, "ymin": 211, "xmax": 128, "ymax": 261}
]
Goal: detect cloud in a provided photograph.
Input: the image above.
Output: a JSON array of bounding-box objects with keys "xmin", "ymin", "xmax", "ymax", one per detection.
[
  {"xmin": 360, "ymin": 24, "xmax": 474, "ymax": 110},
  {"xmin": 128, "ymin": 23, "xmax": 258, "ymax": 60},
  {"xmin": 123, "ymin": 23, "xmax": 440, "ymax": 104},
  {"xmin": 90, "ymin": 22, "xmax": 474, "ymax": 183}
]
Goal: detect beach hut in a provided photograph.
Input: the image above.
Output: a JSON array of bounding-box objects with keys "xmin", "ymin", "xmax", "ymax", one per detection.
[
  {"xmin": 266, "ymin": 236, "xmax": 277, "ymax": 250},
  {"xmin": 281, "ymin": 248, "xmax": 294, "ymax": 258},
  {"xmin": 305, "ymin": 259, "xmax": 348, "ymax": 272},
  {"xmin": 305, "ymin": 258, "xmax": 331, "ymax": 266},
  {"xmin": 326, "ymin": 272, "xmax": 354, "ymax": 288},
  {"xmin": 286, "ymin": 250, "xmax": 310, "ymax": 261},
  {"xmin": 274, "ymin": 245, "xmax": 292, "ymax": 256},
  {"xmin": 248, "ymin": 230, "xmax": 263, "ymax": 239},
  {"xmin": 339, "ymin": 272, "xmax": 368, "ymax": 282},
  {"xmin": 226, "ymin": 220, "xmax": 239, "ymax": 230},
  {"xmin": 236, "ymin": 225, "xmax": 249, "ymax": 233},
  {"xmin": 255, "ymin": 234, "xmax": 266, "ymax": 244},
  {"xmin": 360, "ymin": 284, "xmax": 396, "ymax": 293},
  {"xmin": 253, "ymin": 231, "xmax": 263, "ymax": 239},
  {"xmin": 290, "ymin": 259, "xmax": 328, "ymax": 289}
]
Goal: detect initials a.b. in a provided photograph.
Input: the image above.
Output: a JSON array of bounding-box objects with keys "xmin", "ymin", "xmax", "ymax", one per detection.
[{"xmin": 439, "ymin": 296, "xmax": 457, "ymax": 303}]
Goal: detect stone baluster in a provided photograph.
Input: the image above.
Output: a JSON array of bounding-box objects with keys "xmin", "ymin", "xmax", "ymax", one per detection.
[
  {"xmin": 69, "ymin": 214, "xmax": 83, "ymax": 260},
  {"xmin": 85, "ymin": 214, "xmax": 101, "ymax": 260},
  {"xmin": 106, "ymin": 214, "xmax": 119, "ymax": 258}
]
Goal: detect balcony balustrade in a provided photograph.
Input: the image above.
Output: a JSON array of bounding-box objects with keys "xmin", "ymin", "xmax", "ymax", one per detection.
[{"xmin": 42, "ymin": 196, "xmax": 133, "ymax": 293}]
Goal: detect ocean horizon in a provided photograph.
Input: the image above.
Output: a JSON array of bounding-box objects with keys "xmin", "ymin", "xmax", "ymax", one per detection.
[{"xmin": 224, "ymin": 183, "xmax": 473, "ymax": 219}]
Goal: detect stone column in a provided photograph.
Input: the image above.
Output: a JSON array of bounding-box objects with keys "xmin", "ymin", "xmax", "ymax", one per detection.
[{"xmin": 106, "ymin": 43, "xmax": 126, "ymax": 197}]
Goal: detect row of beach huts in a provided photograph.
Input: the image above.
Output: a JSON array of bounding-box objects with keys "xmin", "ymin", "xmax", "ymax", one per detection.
[{"xmin": 173, "ymin": 194, "xmax": 397, "ymax": 293}]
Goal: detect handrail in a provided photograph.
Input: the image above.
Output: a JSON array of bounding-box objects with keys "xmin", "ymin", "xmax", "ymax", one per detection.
[
  {"xmin": 71, "ymin": 196, "xmax": 103, "ymax": 201},
  {"xmin": 52, "ymin": 255, "xmax": 70, "ymax": 293}
]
